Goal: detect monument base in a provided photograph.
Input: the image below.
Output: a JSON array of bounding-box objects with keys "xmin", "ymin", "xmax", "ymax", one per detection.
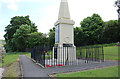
[{"xmin": 53, "ymin": 44, "xmax": 76, "ymax": 63}]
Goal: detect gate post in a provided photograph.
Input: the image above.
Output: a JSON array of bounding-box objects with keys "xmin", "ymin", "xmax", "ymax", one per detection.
[{"xmin": 102, "ymin": 45, "xmax": 104, "ymax": 62}]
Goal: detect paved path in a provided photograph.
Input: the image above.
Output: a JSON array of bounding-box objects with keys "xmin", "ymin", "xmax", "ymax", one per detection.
[
  {"xmin": 20, "ymin": 55, "xmax": 118, "ymax": 77},
  {"xmin": 20, "ymin": 55, "xmax": 48, "ymax": 77}
]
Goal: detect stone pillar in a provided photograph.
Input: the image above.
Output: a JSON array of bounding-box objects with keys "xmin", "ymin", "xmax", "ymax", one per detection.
[{"xmin": 54, "ymin": 0, "xmax": 76, "ymax": 62}]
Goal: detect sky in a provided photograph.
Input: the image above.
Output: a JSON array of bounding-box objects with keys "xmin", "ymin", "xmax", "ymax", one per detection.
[{"xmin": 0, "ymin": 0, "xmax": 118, "ymax": 40}]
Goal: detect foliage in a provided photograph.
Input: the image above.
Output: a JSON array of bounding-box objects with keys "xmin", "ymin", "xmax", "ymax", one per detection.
[
  {"xmin": 4, "ymin": 13, "xmax": 119, "ymax": 52},
  {"xmin": 48, "ymin": 27, "xmax": 55, "ymax": 46},
  {"xmin": 12, "ymin": 25, "xmax": 31, "ymax": 51},
  {"xmin": 103, "ymin": 20, "xmax": 119, "ymax": 43},
  {"xmin": 4, "ymin": 16, "xmax": 38, "ymax": 52},
  {"xmin": 74, "ymin": 14, "xmax": 119, "ymax": 46},
  {"xmin": 79, "ymin": 14, "xmax": 104, "ymax": 46},
  {"xmin": 25, "ymin": 32, "xmax": 48, "ymax": 48},
  {"xmin": 115, "ymin": 0, "xmax": 120, "ymax": 39},
  {"xmin": 74, "ymin": 27, "xmax": 86, "ymax": 46}
]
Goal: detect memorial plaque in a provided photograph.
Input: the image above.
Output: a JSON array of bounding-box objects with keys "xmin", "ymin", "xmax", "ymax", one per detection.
[{"xmin": 55, "ymin": 24, "xmax": 59, "ymax": 43}]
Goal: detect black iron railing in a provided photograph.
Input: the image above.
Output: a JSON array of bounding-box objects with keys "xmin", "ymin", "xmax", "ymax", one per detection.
[
  {"xmin": 77, "ymin": 46, "xmax": 104, "ymax": 63},
  {"xmin": 31, "ymin": 45, "xmax": 104, "ymax": 67}
]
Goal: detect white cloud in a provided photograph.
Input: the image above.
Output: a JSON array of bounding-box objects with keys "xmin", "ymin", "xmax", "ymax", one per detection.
[
  {"xmin": 28, "ymin": 0, "xmax": 40, "ymax": 1},
  {"xmin": 2, "ymin": 0, "xmax": 55, "ymax": 3},
  {"xmin": 2, "ymin": 0, "xmax": 22, "ymax": 3},
  {"xmin": 2, "ymin": 0, "xmax": 22, "ymax": 11},
  {"xmin": 1, "ymin": 0, "xmax": 57, "ymax": 11},
  {"xmin": 22, "ymin": 0, "xmax": 55, "ymax": 2},
  {"xmin": 8, "ymin": 2, "xmax": 18, "ymax": 11}
]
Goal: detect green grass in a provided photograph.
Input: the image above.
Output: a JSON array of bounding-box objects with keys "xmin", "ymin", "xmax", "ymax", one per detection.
[
  {"xmin": 0, "ymin": 52, "xmax": 30, "ymax": 77},
  {"xmin": 56, "ymin": 66, "xmax": 119, "ymax": 77},
  {"xmin": 0, "ymin": 40, "xmax": 6, "ymax": 46},
  {"xmin": 104, "ymin": 46, "xmax": 118, "ymax": 60},
  {"xmin": 3, "ymin": 62, "xmax": 21, "ymax": 77},
  {"xmin": 0, "ymin": 52, "xmax": 30, "ymax": 67},
  {"xmin": 76, "ymin": 46, "xmax": 118, "ymax": 60},
  {"xmin": 80, "ymin": 43, "xmax": 117, "ymax": 48}
]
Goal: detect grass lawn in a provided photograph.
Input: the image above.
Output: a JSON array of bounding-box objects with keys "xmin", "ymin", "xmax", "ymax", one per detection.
[
  {"xmin": 104, "ymin": 46, "xmax": 119, "ymax": 60},
  {"xmin": 3, "ymin": 61, "xmax": 21, "ymax": 77},
  {"xmin": 57, "ymin": 46, "xmax": 118, "ymax": 77},
  {"xmin": 76, "ymin": 46, "xmax": 119, "ymax": 61},
  {"xmin": 0, "ymin": 40, "xmax": 5, "ymax": 46},
  {"xmin": 56, "ymin": 66, "xmax": 119, "ymax": 77},
  {"xmin": 0, "ymin": 52, "xmax": 30, "ymax": 77},
  {"xmin": 0, "ymin": 52, "xmax": 30, "ymax": 67}
]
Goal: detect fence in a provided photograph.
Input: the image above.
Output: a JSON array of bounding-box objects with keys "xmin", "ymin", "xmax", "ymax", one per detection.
[
  {"xmin": 31, "ymin": 45, "xmax": 104, "ymax": 67},
  {"xmin": 77, "ymin": 46, "xmax": 104, "ymax": 63}
]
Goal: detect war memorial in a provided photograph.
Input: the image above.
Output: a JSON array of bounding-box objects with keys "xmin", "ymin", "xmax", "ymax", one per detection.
[{"xmin": 31, "ymin": 0, "xmax": 104, "ymax": 67}]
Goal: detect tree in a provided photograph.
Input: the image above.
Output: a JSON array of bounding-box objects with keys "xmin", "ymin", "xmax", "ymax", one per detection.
[
  {"xmin": 4, "ymin": 16, "xmax": 38, "ymax": 52},
  {"xmin": 12, "ymin": 25, "xmax": 31, "ymax": 51},
  {"xmin": 25, "ymin": 32, "xmax": 47, "ymax": 48},
  {"xmin": 80, "ymin": 13, "xmax": 104, "ymax": 45},
  {"xmin": 48, "ymin": 27, "xmax": 55, "ymax": 46},
  {"xmin": 103, "ymin": 20, "xmax": 119, "ymax": 43},
  {"xmin": 74, "ymin": 27, "xmax": 87, "ymax": 46}
]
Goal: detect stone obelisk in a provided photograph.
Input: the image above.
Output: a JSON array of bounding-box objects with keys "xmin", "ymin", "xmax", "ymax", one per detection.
[{"xmin": 54, "ymin": 0, "xmax": 76, "ymax": 62}]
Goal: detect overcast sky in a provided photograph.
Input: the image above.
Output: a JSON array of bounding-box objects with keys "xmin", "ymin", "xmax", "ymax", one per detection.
[{"xmin": 0, "ymin": 0, "xmax": 118, "ymax": 40}]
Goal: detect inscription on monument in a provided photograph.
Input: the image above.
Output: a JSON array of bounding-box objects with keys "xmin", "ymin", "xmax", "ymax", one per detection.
[{"xmin": 55, "ymin": 24, "xmax": 59, "ymax": 43}]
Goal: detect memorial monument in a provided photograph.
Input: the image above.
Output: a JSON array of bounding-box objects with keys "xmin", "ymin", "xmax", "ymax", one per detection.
[{"xmin": 53, "ymin": 0, "xmax": 76, "ymax": 62}]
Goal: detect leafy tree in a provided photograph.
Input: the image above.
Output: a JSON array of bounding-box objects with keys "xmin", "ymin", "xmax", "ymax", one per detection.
[
  {"xmin": 25, "ymin": 32, "xmax": 47, "ymax": 48},
  {"xmin": 74, "ymin": 27, "xmax": 87, "ymax": 46},
  {"xmin": 4, "ymin": 16, "xmax": 38, "ymax": 52},
  {"xmin": 4, "ymin": 16, "xmax": 37, "ymax": 41},
  {"xmin": 48, "ymin": 27, "xmax": 55, "ymax": 46},
  {"xmin": 12, "ymin": 25, "xmax": 31, "ymax": 51},
  {"xmin": 103, "ymin": 20, "xmax": 119, "ymax": 43},
  {"xmin": 115, "ymin": 0, "xmax": 120, "ymax": 38},
  {"xmin": 80, "ymin": 14, "xmax": 104, "ymax": 45}
]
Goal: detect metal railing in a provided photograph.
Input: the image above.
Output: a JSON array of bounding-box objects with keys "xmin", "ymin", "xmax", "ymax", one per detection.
[
  {"xmin": 77, "ymin": 46, "xmax": 104, "ymax": 63},
  {"xmin": 31, "ymin": 45, "xmax": 104, "ymax": 67}
]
